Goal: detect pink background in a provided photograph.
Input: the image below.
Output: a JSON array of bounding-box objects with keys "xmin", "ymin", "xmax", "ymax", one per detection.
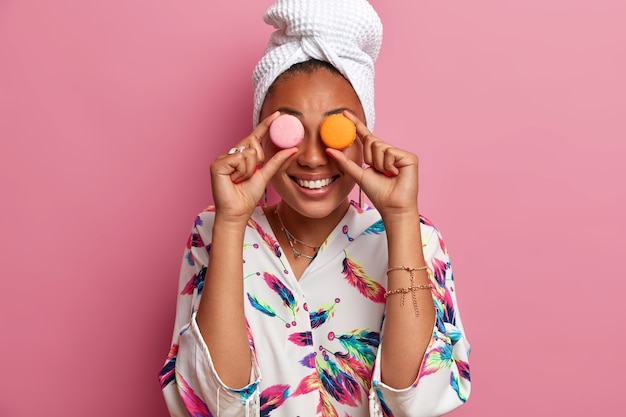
[{"xmin": 1, "ymin": 1, "xmax": 624, "ymax": 415}]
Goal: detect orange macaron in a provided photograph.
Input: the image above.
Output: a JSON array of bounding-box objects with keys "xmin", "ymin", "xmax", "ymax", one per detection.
[{"xmin": 320, "ymin": 114, "xmax": 356, "ymax": 150}]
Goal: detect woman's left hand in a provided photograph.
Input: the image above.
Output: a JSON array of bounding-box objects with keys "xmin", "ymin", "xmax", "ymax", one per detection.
[{"xmin": 326, "ymin": 111, "xmax": 420, "ymax": 219}]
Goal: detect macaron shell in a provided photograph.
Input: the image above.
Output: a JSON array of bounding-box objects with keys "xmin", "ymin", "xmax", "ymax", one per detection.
[
  {"xmin": 269, "ymin": 114, "xmax": 304, "ymax": 148},
  {"xmin": 320, "ymin": 114, "xmax": 356, "ymax": 150}
]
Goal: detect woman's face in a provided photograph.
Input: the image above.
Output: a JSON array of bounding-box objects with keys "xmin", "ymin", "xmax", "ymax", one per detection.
[{"xmin": 259, "ymin": 68, "xmax": 365, "ymax": 219}]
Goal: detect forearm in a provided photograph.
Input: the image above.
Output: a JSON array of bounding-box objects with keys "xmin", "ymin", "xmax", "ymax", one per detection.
[
  {"xmin": 380, "ymin": 211, "xmax": 436, "ymax": 389},
  {"xmin": 196, "ymin": 218, "xmax": 251, "ymax": 389}
]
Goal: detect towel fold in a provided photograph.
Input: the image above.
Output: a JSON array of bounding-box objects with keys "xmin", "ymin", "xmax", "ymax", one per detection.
[{"xmin": 252, "ymin": 0, "xmax": 383, "ymax": 130}]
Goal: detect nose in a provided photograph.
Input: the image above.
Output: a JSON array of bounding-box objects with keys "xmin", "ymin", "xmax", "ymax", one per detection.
[{"xmin": 296, "ymin": 130, "xmax": 329, "ymax": 168}]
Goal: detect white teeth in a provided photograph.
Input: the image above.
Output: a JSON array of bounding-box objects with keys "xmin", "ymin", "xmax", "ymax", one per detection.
[{"xmin": 297, "ymin": 177, "xmax": 334, "ymax": 190}]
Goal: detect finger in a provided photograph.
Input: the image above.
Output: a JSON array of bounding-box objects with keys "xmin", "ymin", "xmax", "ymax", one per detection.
[
  {"xmin": 250, "ymin": 111, "xmax": 281, "ymax": 149},
  {"xmin": 343, "ymin": 110, "xmax": 378, "ymax": 143},
  {"xmin": 342, "ymin": 110, "xmax": 399, "ymax": 175},
  {"xmin": 257, "ymin": 147, "xmax": 298, "ymax": 183},
  {"xmin": 342, "ymin": 110, "xmax": 380, "ymax": 166},
  {"xmin": 215, "ymin": 152, "xmax": 249, "ymax": 184},
  {"xmin": 215, "ymin": 146, "xmax": 257, "ymax": 182},
  {"xmin": 383, "ymin": 148, "xmax": 401, "ymax": 176},
  {"xmin": 342, "ymin": 110, "xmax": 373, "ymax": 142},
  {"xmin": 229, "ymin": 149, "xmax": 259, "ymax": 183},
  {"xmin": 245, "ymin": 136, "xmax": 265, "ymax": 162},
  {"xmin": 384, "ymin": 147, "xmax": 419, "ymax": 178},
  {"xmin": 370, "ymin": 141, "xmax": 396, "ymax": 174},
  {"xmin": 227, "ymin": 111, "xmax": 281, "ymax": 163},
  {"xmin": 325, "ymin": 148, "xmax": 365, "ymax": 185}
]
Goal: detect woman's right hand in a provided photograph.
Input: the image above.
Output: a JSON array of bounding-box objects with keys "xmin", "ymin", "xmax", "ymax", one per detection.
[{"xmin": 210, "ymin": 111, "xmax": 296, "ymax": 225}]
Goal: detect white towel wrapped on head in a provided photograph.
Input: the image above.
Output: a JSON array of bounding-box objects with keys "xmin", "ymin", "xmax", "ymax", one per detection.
[{"xmin": 252, "ymin": 0, "xmax": 383, "ymax": 130}]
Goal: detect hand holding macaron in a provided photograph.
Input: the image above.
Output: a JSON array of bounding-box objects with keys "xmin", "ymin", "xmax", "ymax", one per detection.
[{"xmin": 325, "ymin": 110, "xmax": 421, "ymax": 218}]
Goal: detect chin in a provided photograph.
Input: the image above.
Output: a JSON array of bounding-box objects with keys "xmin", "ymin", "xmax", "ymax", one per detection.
[{"xmin": 278, "ymin": 191, "xmax": 353, "ymax": 219}]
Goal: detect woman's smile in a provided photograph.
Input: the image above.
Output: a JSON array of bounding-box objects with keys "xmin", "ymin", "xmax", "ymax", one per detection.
[{"xmin": 291, "ymin": 175, "xmax": 338, "ymax": 190}]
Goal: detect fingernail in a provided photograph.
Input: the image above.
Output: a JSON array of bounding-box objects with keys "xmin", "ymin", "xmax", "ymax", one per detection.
[
  {"xmin": 254, "ymin": 166, "xmax": 259, "ymax": 173},
  {"xmin": 234, "ymin": 179, "xmax": 243, "ymax": 184},
  {"xmin": 384, "ymin": 172, "xmax": 393, "ymax": 177}
]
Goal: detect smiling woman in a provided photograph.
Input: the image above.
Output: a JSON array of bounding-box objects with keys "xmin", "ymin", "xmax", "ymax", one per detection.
[{"xmin": 158, "ymin": 1, "xmax": 470, "ymax": 416}]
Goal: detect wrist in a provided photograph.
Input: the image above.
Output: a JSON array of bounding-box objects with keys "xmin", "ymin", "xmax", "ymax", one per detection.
[
  {"xmin": 381, "ymin": 206, "xmax": 420, "ymax": 228},
  {"xmin": 213, "ymin": 213, "xmax": 251, "ymax": 232}
]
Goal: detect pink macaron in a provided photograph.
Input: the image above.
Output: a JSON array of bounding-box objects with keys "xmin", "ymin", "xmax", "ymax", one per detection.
[{"xmin": 269, "ymin": 114, "xmax": 304, "ymax": 148}]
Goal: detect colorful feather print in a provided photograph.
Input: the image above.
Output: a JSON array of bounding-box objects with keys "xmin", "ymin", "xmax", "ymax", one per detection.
[
  {"xmin": 184, "ymin": 249, "xmax": 195, "ymax": 266},
  {"xmin": 429, "ymin": 257, "xmax": 449, "ymax": 289},
  {"xmin": 333, "ymin": 351, "xmax": 373, "ymax": 392},
  {"xmin": 194, "ymin": 215, "xmax": 204, "ymax": 227},
  {"xmin": 248, "ymin": 217, "xmax": 282, "ymax": 258},
  {"xmin": 260, "ymin": 384, "xmax": 290, "ymax": 417},
  {"xmin": 299, "ymin": 352, "xmax": 316, "ymax": 368},
  {"xmin": 433, "ymin": 301, "xmax": 447, "ymax": 335},
  {"xmin": 447, "ymin": 327, "xmax": 463, "ymax": 345},
  {"xmin": 247, "ymin": 293, "xmax": 277, "ymax": 318},
  {"xmin": 294, "ymin": 354, "xmax": 367, "ymax": 410},
  {"xmin": 337, "ymin": 330, "xmax": 380, "ymax": 367},
  {"xmin": 342, "ymin": 254, "xmax": 385, "ymax": 303},
  {"xmin": 428, "ymin": 258, "xmax": 457, "ymax": 328},
  {"xmin": 317, "ymin": 387, "xmax": 340, "ymax": 417},
  {"xmin": 319, "ymin": 359, "xmax": 361, "ymax": 406},
  {"xmin": 373, "ymin": 386, "xmax": 394, "ymax": 417},
  {"xmin": 309, "ymin": 301, "xmax": 338, "ymax": 328},
  {"xmin": 349, "ymin": 199, "xmax": 366, "ymax": 214},
  {"xmin": 420, "ymin": 216, "xmax": 445, "ymax": 252},
  {"xmin": 456, "ymin": 358, "xmax": 471, "ymax": 381},
  {"xmin": 181, "ymin": 266, "xmax": 206, "ymax": 295},
  {"xmin": 421, "ymin": 343, "xmax": 470, "ymax": 402},
  {"xmin": 422, "ymin": 343, "xmax": 452, "ymax": 374},
  {"xmin": 237, "ymin": 381, "xmax": 260, "ymax": 402},
  {"xmin": 290, "ymin": 331, "xmax": 380, "ymax": 414},
  {"xmin": 450, "ymin": 368, "xmax": 470, "ymax": 403},
  {"xmin": 293, "ymin": 372, "xmax": 320, "ymax": 397},
  {"xmin": 288, "ymin": 331, "xmax": 313, "ymax": 347},
  {"xmin": 188, "ymin": 232, "xmax": 205, "ymax": 249},
  {"xmin": 176, "ymin": 372, "xmax": 213, "ymax": 417},
  {"xmin": 362, "ymin": 219, "xmax": 385, "ymax": 236},
  {"xmin": 158, "ymin": 344, "xmax": 178, "ymax": 388},
  {"xmin": 442, "ymin": 284, "xmax": 457, "ymax": 326},
  {"xmin": 317, "ymin": 331, "xmax": 382, "ymax": 408},
  {"xmin": 451, "ymin": 360, "xmax": 471, "ymax": 406},
  {"xmin": 247, "ymin": 293, "xmax": 296, "ymax": 326},
  {"xmin": 262, "ymin": 272, "xmax": 298, "ymax": 316}
]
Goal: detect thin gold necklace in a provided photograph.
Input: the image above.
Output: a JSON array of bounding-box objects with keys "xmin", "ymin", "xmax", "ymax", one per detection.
[{"xmin": 275, "ymin": 206, "xmax": 319, "ymax": 260}]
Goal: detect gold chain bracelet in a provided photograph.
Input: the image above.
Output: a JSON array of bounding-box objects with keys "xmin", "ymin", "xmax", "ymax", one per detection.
[
  {"xmin": 386, "ymin": 265, "xmax": 432, "ymax": 317},
  {"xmin": 384, "ymin": 284, "xmax": 434, "ymax": 298}
]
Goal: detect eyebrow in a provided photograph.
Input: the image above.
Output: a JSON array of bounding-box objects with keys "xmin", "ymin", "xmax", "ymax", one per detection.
[{"xmin": 277, "ymin": 107, "xmax": 353, "ymax": 118}]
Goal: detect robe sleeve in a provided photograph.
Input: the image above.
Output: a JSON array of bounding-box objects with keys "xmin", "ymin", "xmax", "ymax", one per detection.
[
  {"xmin": 158, "ymin": 211, "xmax": 262, "ymax": 417},
  {"xmin": 369, "ymin": 220, "xmax": 471, "ymax": 417}
]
